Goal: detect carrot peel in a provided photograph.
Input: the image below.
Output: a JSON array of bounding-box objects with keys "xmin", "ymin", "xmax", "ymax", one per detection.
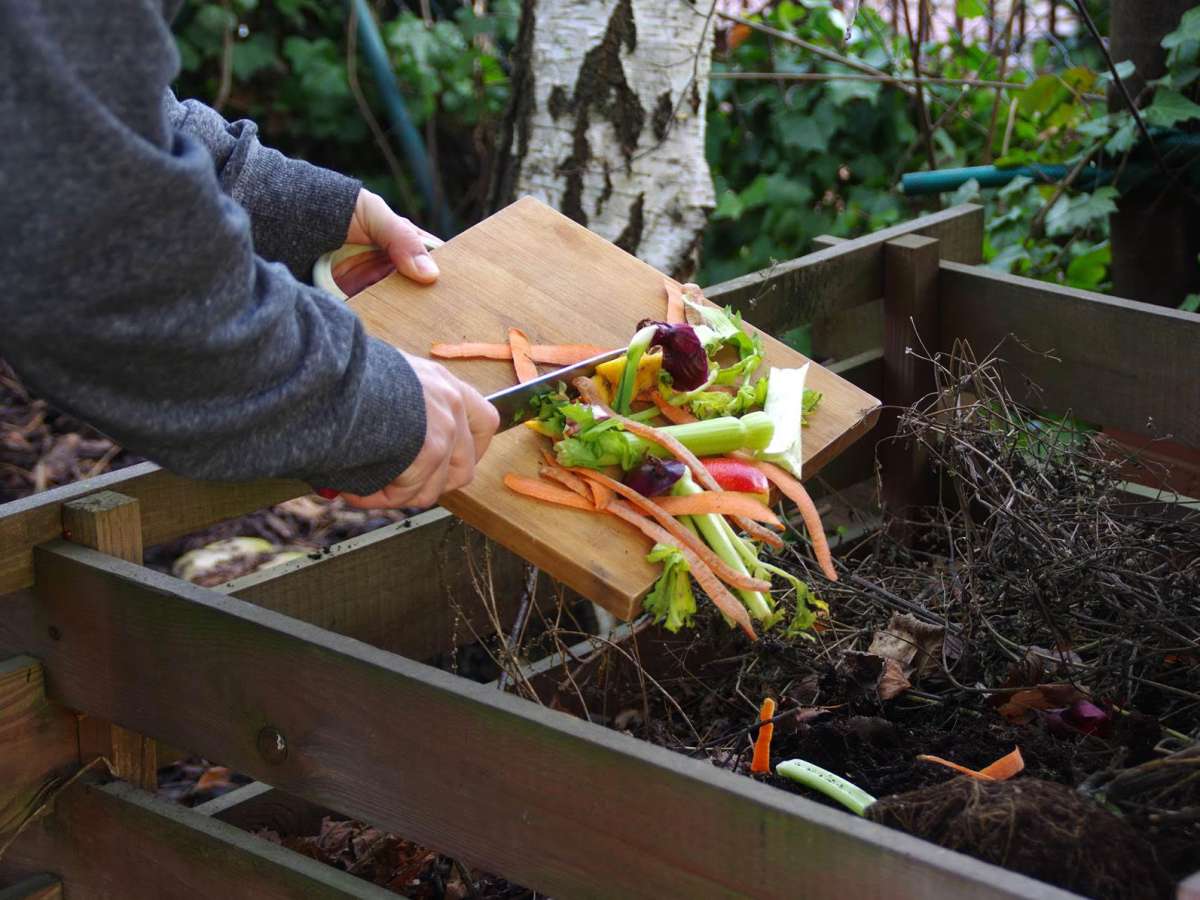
[
  {"xmin": 750, "ymin": 697, "xmax": 777, "ymax": 774},
  {"xmin": 508, "ymin": 328, "xmax": 538, "ymax": 384},
  {"xmin": 916, "ymin": 747, "xmax": 1025, "ymax": 782}
]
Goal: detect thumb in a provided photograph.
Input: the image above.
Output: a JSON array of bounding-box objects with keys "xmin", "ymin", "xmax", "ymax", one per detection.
[{"xmin": 362, "ymin": 195, "xmax": 440, "ymax": 284}]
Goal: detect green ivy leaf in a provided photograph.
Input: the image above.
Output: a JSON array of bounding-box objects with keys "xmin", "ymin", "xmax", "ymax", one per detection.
[
  {"xmin": 1144, "ymin": 88, "xmax": 1200, "ymax": 128},
  {"xmin": 955, "ymin": 0, "xmax": 987, "ymax": 19},
  {"xmin": 232, "ymin": 33, "xmax": 277, "ymax": 80},
  {"xmin": 1066, "ymin": 242, "xmax": 1111, "ymax": 290},
  {"xmin": 711, "ymin": 190, "xmax": 744, "ymax": 222},
  {"xmin": 1044, "ymin": 187, "xmax": 1119, "ymax": 238},
  {"xmin": 1179, "ymin": 294, "xmax": 1200, "ymax": 313}
]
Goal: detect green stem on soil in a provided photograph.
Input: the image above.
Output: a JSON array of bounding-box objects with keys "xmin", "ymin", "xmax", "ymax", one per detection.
[{"xmin": 775, "ymin": 759, "xmax": 877, "ymax": 816}]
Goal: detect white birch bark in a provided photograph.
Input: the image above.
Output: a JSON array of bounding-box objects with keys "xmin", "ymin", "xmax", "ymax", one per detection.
[{"xmin": 494, "ymin": 0, "xmax": 716, "ymax": 277}]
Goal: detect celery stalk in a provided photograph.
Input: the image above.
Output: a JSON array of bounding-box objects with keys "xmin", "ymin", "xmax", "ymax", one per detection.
[
  {"xmin": 775, "ymin": 759, "xmax": 877, "ymax": 816},
  {"xmin": 555, "ymin": 411, "xmax": 774, "ymax": 469},
  {"xmin": 613, "ymin": 324, "xmax": 658, "ymax": 415},
  {"xmin": 673, "ymin": 473, "xmax": 773, "ymax": 620},
  {"xmin": 760, "ymin": 364, "xmax": 810, "ymax": 478}
]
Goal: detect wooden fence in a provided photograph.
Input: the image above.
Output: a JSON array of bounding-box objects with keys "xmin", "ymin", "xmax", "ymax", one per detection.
[{"xmin": 1, "ymin": 203, "xmax": 1197, "ymax": 898}]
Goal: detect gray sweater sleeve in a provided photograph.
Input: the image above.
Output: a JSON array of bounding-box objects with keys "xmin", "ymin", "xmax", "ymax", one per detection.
[
  {"xmin": 162, "ymin": 91, "xmax": 361, "ymax": 280},
  {"xmin": 0, "ymin": 1, "xmax": 425, "ymax": 496}
]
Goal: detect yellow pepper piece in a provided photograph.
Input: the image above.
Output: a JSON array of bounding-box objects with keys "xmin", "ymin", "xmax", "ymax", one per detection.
[{"xmin": 595, "ymin": 350, "xmax": 662, "ymax": 398}]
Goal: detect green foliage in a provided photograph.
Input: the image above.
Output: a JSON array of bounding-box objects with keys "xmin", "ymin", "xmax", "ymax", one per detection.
[{"xmin": 173, "ymin": 0, "xmax": 519, "ymax": 218}]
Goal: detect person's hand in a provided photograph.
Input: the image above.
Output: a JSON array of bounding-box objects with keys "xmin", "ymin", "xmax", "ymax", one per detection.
[
  {"xmin": 335, "ymin": 190, "xmax": 441, "ymax": 296},
  {"xmin": 339, "ymin": 354, "xmax": 499, "ymax": 510}
]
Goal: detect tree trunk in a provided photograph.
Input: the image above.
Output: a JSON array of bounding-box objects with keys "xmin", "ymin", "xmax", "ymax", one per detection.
[
  {"xmin": 1108, "ymin": 0, "xmax": 1200, "ymax": 307},
  {"xmin": 489, "ymin": 0, "xmax": 715, "ymax": 278}
]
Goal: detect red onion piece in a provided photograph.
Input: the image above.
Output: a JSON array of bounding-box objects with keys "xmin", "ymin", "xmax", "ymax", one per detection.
[{"xmin": 623, "ymin": 457, "xmax": 686, "ymax": 497}]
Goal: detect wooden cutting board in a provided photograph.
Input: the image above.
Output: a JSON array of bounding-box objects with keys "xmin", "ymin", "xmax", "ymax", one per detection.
[{"xmin": 350, "ymin": 196, "xmax": 879, "ymax": 620}]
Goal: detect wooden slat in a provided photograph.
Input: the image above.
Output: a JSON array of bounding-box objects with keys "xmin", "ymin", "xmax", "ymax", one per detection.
[
  {"xmin": 939, "ymin": 262, "xmax": 1200, "ymax": 447},
  {"xmin": 351, "ymin": 196, "xmax": 880, "ymax": 620},
  {"xmin": 0, "ymin": 780, "xmax": 394, "ymax": 899},
  {"xmin": 706, "ymin": 204, "xmax": 983, "ymax": 334},
  {"xmin": 882, "ymin": 235, "xmax": 941, "ymax": 514},
  {"xmin": 0, "ymin": 462, "xmax": 306, "ymax": 596},
  {"xmin": 0, "ymin": 658, "xmax": 77, "ymax": 840},
  {"xmin": 814, "ymin": 349, "xmax": 885, "ymax": 495},
  {"xmin": 24, "ymin": 542, "xmax": 1075, "ymax": 900},
  {"xmin": 0, "ymin": 875, "xmax": 61, "ymax": 900},
  {"xmin": 222, "ymin": 509, "xmax": 532, "ymax": 659},
  {"xmin": 62, "ymin": 492, "xmax": 156, "ymax": 789}
]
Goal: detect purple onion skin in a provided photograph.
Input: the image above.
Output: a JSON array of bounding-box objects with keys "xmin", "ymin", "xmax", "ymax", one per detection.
[
  {"xmin": 1062, "ymin": 699, "xmax": 1111, "ymax": 736},
  {"xmin": 637, "ymin": 319, "xmax": 708, "ymax": 391},
  {"xmin": 624, "ymin": 457, "xmax": 686, "ymax": 497},
  {"xmin": 1044, "ymin": 700, "xmax": 1111, "ymax": 738}
]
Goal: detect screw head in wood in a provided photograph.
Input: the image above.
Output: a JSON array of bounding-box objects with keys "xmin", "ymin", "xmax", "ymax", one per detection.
[{"xmin": 256, "ymin": 726, "xmax": 288, "ymax": 764}]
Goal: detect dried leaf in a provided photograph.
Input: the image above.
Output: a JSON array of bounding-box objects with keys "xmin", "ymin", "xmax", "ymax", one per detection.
[
  {"xmin": 868, "ymin": 613, "xmax": 946, "ymax": 682},
  {"xmin": 878, "ymin": 657, "xmax": 913, "ymax": 700}
]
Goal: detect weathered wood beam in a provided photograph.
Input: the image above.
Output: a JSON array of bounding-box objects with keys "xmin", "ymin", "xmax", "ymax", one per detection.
[
  {"xmin": 939, "ymin": 262, "xmax": 1200, "ymax": 447},
  {"xmin": 706, "ymin": 204, "xmax": 982, "ymax": 334},
  {"xmin": 0, "ymin": 658, "xmax": 77, "ymax": 843},
  {"xmin": 0, "ymin": 781, "xmax": 393, "ymax": 899},
  {"xmin": 25, "ymin": 541, "xmax": 1074, "ymax": 900},
  {"xmin": 62, "ymin": 492, "xmax": 156, "ymax": 790}
]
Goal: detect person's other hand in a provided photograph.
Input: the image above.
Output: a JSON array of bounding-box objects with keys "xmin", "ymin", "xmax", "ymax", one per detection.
[
  {"xmin": 339, "ymin": 354, "xmax": 499, "ymax": 510},
  {"xmin": 336, "ymin": 190, "xmax": 441, "ymax": 296}
]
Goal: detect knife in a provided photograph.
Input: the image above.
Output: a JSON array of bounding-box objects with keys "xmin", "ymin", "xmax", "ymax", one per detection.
[
  {"xmin": 315, "ymin": 345, "xmax": 625, "ymax": 498},
  {"xmin": 485, "ymin": 346, "xmax": 625, "ymax": 430}
]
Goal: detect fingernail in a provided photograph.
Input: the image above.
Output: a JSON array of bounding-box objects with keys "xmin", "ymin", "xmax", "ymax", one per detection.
[{"xmin": 414, "ymin": 253, "xmax": 439, "ymax": 278}]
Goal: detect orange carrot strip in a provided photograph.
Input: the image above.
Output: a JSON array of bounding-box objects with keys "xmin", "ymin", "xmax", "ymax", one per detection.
[
  {"xmin": 978, "ymin": 747, "xmax": 1025, "ymax": 781},
  {"xmin": 508, "ymin": 328, "xmax": 539, "ymax": 384},
  {"xmin": 651, "ymin": 391, "xmax": 698, "ymax": 424},
  {"xmin": 750, "ymin": 697, "xmax": 777, "ymax": 774},
  {"xmin": 656, "ymin": 493, "xmax": 782, "ymax": 528},
  {"xmin": 664, "ymin": 279, "xmax": 685, "ymax": 324},
  {"xmin": 606, "ymin": 499, "xmax": 756, "ymax": 640},
  {"xmin": 502, "ymin": 473, "xmax": 595, "ymax": 511},
  {"xmin": 916, "ymin": 747, "xmax": 1024, "ymax": 782},
  {"xmin": 540, "ymin": 465, "xmax": 592, "ymax": 500},
  {"xmin": 739, "ymin": 457, "xmax": 837, "ymax": 582},
  {"xmin": 573, "ymin": 377, "xmax": 783, "ymax": 549},
  {"xmin": 588, "ymin": 479, "xmax": 614, "ymax": 511},
  {"xmin": 431, "ymin": 342, "xmax": 609, "ymax": 365},
  {"xmin": 430, "ymin": 342, "xmax": 513, "ymax": 360},
  {"xmin": 570, "ymin": 468, "xmax": 771, "ymax": 593}
]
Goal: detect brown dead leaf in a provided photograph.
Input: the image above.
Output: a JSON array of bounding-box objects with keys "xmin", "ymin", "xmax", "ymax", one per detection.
[
  {"xmin": 878, "ymin": 657, "xmax": 913, "ymax": 700},
  {"xmin": 868, "ymin": 613, "xmax": 946, "ymax": 683}
]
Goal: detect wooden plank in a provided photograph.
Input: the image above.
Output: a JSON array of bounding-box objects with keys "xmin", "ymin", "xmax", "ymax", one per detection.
[
  {"xmin": 0, "ymin": 780, "xmax": 394, "ymax": 899},
  {"xmin": 62, "ymin": 492, "xmax": 155, "ymax": 791},
  {"xmin": 351, "ymin": 196, "xmax": 880, "ymax": 620},
  {"xmin": 799, "ymin": 236, "xmax": 884, "ymax": 363},
  {"xmin": 816, "ymin": 349, "xmax": 885, "ymax": 495},
  {"xmin": 0, "ymin": 461, "xmax": 306, "ymax": 595},
  {"xmin": 25, "ymin": 541, "xmax": 1076, "ymax": 900},
  {"xmin": 0, "ymin": 658, "xmax": 77, "ymax": 841},
  {"xmin": 222, "ymin": 509, "xmax": 532, "ymax": 660},
  {"xmin": 0, "ymin": 875, "xmax": 61, "ymax": 900},
  {"xmin": 882, "ymin": 235, "xmax": 941, "ymax": 514},
  {"xmin": 706, "ymin": 204, "xmax": 983, "ymax": 334},
  {"xmin": 939, "ymin": 263, "xmax": 1200, "ymax": 447}
]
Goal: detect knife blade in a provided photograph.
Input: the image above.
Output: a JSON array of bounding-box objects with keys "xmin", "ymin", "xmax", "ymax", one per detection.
[
  {"xmin": 315, "ymin": 345, "xmax": 625, "ymax": 498},
  {"xmin": 488, "ymin": 346, "xmax": 625, "ymax": 430}
]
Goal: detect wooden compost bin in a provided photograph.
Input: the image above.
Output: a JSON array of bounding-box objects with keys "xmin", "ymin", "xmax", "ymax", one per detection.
[{"xmin": 1, "ymin": 204, "xmax": 1197, "ymax": 899}]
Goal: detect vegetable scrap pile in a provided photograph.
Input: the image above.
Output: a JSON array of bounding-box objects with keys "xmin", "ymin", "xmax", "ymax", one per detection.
[{"xmin": 433, "ymin": 281, "xmax": 831, "ymax": 640}]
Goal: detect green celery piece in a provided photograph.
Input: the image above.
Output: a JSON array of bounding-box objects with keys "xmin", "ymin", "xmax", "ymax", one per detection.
[
  {"xmin": 673, "ymin": 473, "xmax": 772, "ymax": 620},
  {"xmin": 775, "ymin": 760, "xmax": 877, "ymax": 816},
  {"xmin": 613, "ymin": 324, "xmax": 658, "ymax": 415},
  {"xmin": 554, "ymin": 412, "xmax": 774, "ymax": 470},
  {"xmin": 643, "ymin": 544, "xmax": 697, "ymax": 632}
]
